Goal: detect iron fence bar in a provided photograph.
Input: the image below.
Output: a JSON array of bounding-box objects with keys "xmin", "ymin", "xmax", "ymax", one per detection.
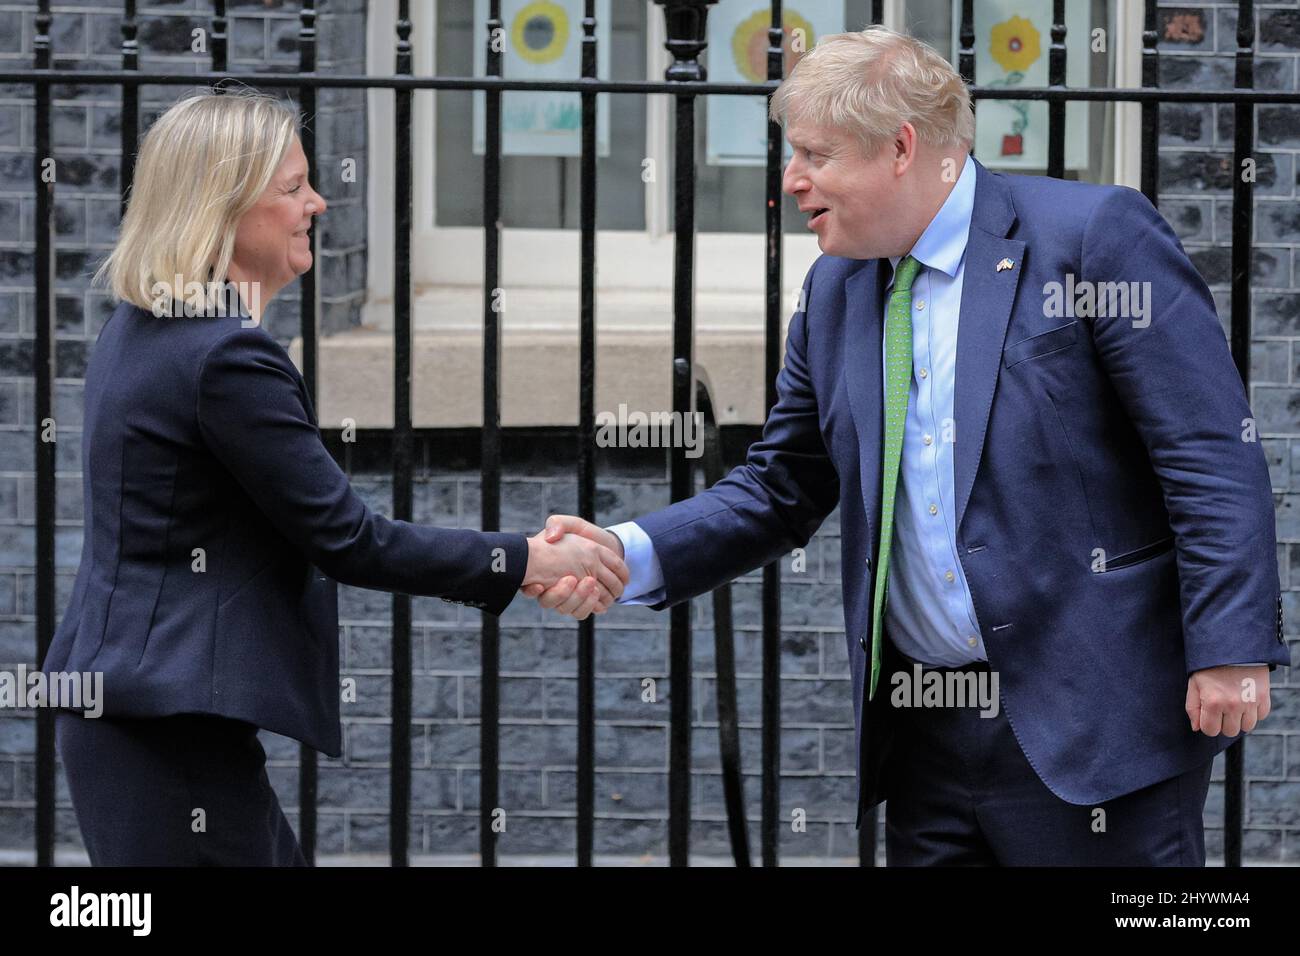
[
  {"xmin": 296, "ymin": 0, "xmax": 321, "ymax": 867},
  {"xmin": 576, "ymin": 0, "xmax": 598, "ymax": 868},
  {"xmin": 119, "ymin": 1, "xmax": 138, "ymax": 218},
  {"xmin": 479, "ymin": 0, "xmax": 504, "ymax": 869},
  {"xmin": 1225, "ymin": 0, "xmax": 1256, "ymax": 871},
  {"xmin": 655, "ymin": 0, "xmax": 716, "ymax": 867},
  {"xmin": 760, "ymin": 0, "xmax": 784, "ymax": 870},
  {"xmin": 1047, "ymin": 0, "xmax": 1065, "ymax": 179},
  {"xmin": 211, "ymin": 0, "xmax": 227, "ymax": 74},
  {"xmin": 1141, "ymin": 0, "xmax": 1160, "ymax": 203},
  {"xmin": 32, "ymin": 0, "xmax": 56, "ymax": 870},
  {"xmin": 390, "ymin": 0, "xmax": 415, "ymax": 868},
  {"xmin": 958, "ymin": 0, "xmax": 974, "ymax": 88},
  {"xmin": 8, "ymin": 68, "xmax": 1299, "ymax": 104}
]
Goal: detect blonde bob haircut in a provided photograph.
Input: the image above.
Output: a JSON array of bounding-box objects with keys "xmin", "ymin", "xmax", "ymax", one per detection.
[
  {"xmin": 93, "ymin": 89, "xmax": 301, "ymax": 314},
  {"xmin": 768, "ymin": 25, "xmax": 974, "ymax": 158}
]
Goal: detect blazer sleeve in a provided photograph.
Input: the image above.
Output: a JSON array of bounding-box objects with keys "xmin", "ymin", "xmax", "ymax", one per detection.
[
  {"xmin": 633, "ymin": 258, "xmax": 841, "ymax": 609},
  {"xmin": 196, "ymin": 325, "xmax": 528, "ymax": 615},
  {"xmin": 1081, "ymin": 187, "xmax": 1289, "ymax": 673}
]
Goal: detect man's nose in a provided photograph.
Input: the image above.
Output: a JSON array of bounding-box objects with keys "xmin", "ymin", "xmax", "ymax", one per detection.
[{"xmin": 781, "ymin": 159, "xmax": 804, "ymax": 196}]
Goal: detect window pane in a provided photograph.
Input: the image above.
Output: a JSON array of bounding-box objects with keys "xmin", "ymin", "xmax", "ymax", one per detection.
[
  {"xmin": 687, "ymin": 0, "xmax": 881, "ymax": 234},
  {"xmin": 435, "ymin": 1, "xmax": 647, "ymax": 228},
  {"xmin": 903, "ymin": 0, "xmax": 1119, "ymax": 184}
]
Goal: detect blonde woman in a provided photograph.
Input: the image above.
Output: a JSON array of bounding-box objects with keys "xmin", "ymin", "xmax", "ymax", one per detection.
[{"xmin": 41, "ymin": 90, "xmax": 626, "ymax": 865}]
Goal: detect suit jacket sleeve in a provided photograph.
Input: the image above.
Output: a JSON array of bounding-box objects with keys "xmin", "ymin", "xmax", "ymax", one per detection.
[
  {"xmin": 196, "ymin": 325, "xmax": 528, "ymax": 615},
  {"xmin": 1081, "ymin": 188, "xmax": 1288, "ymax": 673},
  {"xmin": 633, "ymin": 259, "xmax": 840, "ymax": 609}
]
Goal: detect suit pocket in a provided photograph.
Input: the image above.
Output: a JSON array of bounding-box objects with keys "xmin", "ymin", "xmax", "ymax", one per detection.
[
  {"xmin": 1003, "ymin": 320, "xmax": 1079, "ymax": 368},
  {"xmin": 1094, "ymin": 534, "xmax": 1175, "ymax": 573}
]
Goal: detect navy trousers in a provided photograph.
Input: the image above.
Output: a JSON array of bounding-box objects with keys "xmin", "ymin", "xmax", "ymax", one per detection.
[
  {"xmin": 879, "ymin": 640, "xmax": 1215, "ymax": 866},
  {"xmin": 56, "ymin": 709, "xmax": 306, "ymax": 866}
]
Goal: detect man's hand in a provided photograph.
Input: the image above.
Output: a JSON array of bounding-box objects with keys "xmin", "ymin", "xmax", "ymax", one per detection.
[
  {"xmin": 1185, "ymin": 665, "xmax": 1271, "ymax": 737},
  {"xmin": 520, "ymin": 516, "xmax": 624, "ymax": 613},
  {"xmin": 521, "ymin": 525, "xmax": 628, "ymax": 620}
]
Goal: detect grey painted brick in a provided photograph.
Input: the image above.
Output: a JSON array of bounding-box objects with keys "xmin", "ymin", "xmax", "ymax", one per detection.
[
  {"xmin": 593, "ymin": 626, "xmax": 667, "ymax": 674},
  {"xmin": 0, "ymin": 621, "xmax": 37, "ymax": 668},
  {"xmin": 0, "ymin": 573, "xmax": 15, "ymax": 615},
  {"xmin": 347, "ymin": 812, "xmax": 424, "ymax": 855},
  {"xmin": 345, "ymin": 720, "xmax": 424, "ymax": 764},
  {"xmin": 424, "ymin": 813, "xmax": 477, "ymax": 855},
  {"xmin": 1253, "ymin": 385, "xmax": 1299, "ymax": 433},
  {"xmin": 0, "ymin": 808, "xmax": 33, "ymax": 846},
  {"xmin": 594, "ymin": 723, "xmax": 665, "ymax": 769},
  {"xmin": 498, "ymin": 722, "xmax": 580, "ymax": 767},
  {"xmin": 1276, "ymin": 494, "xmax": 1300, "ymax": 539},
  {"xmin": 460, "ymin": 769, "xmax": 544, "ymax": 812},
  {"xmin": 1247, "ymin": 780, "xmax": 1300, "ymax": 826},
  {"xmin": 584, "ymin": 675, "xmax": 672, "ymax": 720},
  {"xmin": 423, "ymin": 627, "xmax": 484, "ymax": 672},
  {"xmin": 0, "ymin": 715, "xmax": 34, "ymax": 755},
  {"xmin": 497, "ymin": 625, "xmax": 578, "ymax": 673},
  {"xmin": 585, "ymin": 816, "xmax": 666, "ymax": 855},
  {"xmin": 549, "ymin": 769, "xmax": 666, "ymax": 815},
  {"xmin": 1257, "ymin": 202, "xmax": 1300, "ymax": 244},
  {"xmin": 1262, "ymin": 436, "xmax": 1287, "ymax": 489},
  {"xmin": 492, "ymin": 814, "xmax": 576, "ymax": 855},
  {"xmin": 427, "ymin": 721, "xmax": 480, "ymax": 766},
  {"xmin": 823, "ymin": 727, "xmax": 857, "ymax": 772}
]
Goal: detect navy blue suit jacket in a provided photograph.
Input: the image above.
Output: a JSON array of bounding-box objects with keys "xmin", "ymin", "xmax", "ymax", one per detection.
[
  {"xmin": 42, "ymin": 300, "xmax": 528, "ymax": 756},
  {"xmin": 633, "ymin": 159, "xmax": 1289, "ymax": 824}
]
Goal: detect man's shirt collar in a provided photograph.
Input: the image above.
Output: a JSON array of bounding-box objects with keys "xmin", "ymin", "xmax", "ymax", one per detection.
[{"xmin": 888, "ymin": 152, "xmax": 975, "ymax": 281}]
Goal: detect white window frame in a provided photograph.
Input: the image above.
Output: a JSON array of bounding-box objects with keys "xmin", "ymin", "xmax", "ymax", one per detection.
[{"xmin": 362, "ymin": 0, "xmax": 1142, "ymax": 324}]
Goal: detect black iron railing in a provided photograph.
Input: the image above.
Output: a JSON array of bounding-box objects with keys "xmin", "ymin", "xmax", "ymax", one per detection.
[{"xmin": 8, "ymin": 0, "xmax": 1289, "ymax": 868}]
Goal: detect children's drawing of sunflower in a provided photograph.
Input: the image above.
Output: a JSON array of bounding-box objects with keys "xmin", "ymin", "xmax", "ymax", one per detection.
[{"xmin": 990, "ymin": 15, "xmax": 1041, "ymax": 74}]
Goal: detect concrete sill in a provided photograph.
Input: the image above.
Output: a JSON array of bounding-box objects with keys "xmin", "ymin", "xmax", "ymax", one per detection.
[{"xmin": 289, "ymin": 286, "xmax": 791, "ymax": 428}]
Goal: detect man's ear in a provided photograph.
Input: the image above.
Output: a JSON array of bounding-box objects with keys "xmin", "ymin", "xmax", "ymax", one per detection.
[{"xmin": 892, "ymin": 122, "xmax": 917, "ymax": 175}]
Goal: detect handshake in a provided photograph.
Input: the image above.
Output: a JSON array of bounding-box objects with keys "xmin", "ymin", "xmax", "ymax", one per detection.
[{"xmin": 519, "ymin": 516, "xmax": 628, "ymax": 620}]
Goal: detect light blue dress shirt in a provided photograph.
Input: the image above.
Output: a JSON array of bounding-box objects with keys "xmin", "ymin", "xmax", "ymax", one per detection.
[{"xmin": 607, "ymin": 153, "xmax": 1261, "ymax": 669}]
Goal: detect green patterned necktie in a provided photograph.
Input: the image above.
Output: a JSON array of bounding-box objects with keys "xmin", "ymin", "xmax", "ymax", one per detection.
[{"xmin": 868, "ymin": 254, "xmax": 922, "ymax": 701}]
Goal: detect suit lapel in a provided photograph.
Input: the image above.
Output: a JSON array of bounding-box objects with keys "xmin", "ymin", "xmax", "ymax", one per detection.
[
  {"xmin": 953, "ymin": 161, "xmax": 1023, "ymax": 535},
  {"xmin": 844, "ymin": 257, "xmax": 888, "ymax": 553},
  {"xmin": 841, "ymin": 158, "xmax": 1024, "ymax": 546}
]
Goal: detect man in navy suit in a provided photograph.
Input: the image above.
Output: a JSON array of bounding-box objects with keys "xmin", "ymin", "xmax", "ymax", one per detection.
[{"xmin": 527, "ymin": 27, "xmax": 1289, "ymax": 865}]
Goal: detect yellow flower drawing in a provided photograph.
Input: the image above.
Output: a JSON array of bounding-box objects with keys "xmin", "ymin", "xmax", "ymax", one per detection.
[
  {"xmin": 990, "ymin": 15, "xmax": 1041, "ymax": 74},
  {"xmin": 732, "ymin": 8, "xmax": 815, "ymax": 84}
]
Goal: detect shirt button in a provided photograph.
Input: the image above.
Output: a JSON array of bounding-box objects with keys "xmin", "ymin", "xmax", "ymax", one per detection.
[
  {"xmin": 928, "ymin": 504, "xmax": 938, "ymax": 515},
  {"xmin": 923, "ymin": 433, "xmax": 933, "ymax": 445},
  {"xmin": 944, "ymin": 570, "xmax": 955, "ymax": 582},
  {"xmin": 968, "ymin": 637, "xmax": 978, "ymax": 648},
  {"xmin": 918, "ymin": 367, "xmax": 928, "ymax": 378},
  {"xmin": 915, "ymin": 300, "xmax": 926, "ymax": 310}
]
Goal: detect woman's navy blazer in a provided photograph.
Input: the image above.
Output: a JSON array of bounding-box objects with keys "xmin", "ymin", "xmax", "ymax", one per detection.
[{"xmin": 41, "ymin": 300, "xmax": 528, "ymax": 755}]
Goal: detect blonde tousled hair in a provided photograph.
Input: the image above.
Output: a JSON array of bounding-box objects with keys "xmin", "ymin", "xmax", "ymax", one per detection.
[
  {"xmin": 769, "ymin": 25, "xmax": 974, "ymax": 156},
  {"xmin": 94, "ymin": 89, "xmax": 300, "ymax": 313}
]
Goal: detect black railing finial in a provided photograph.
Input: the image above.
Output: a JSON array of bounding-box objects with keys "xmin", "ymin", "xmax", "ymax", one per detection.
[{"xmin": 653, "ymin": 0, "xmax": 717, "ymax": 82}]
